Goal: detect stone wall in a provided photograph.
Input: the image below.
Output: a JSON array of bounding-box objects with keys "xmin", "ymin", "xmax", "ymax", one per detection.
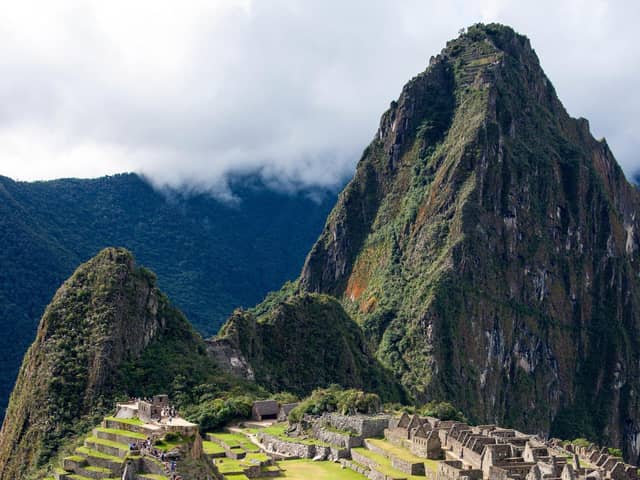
[
  {"xmin": 340, "ymin": 459, "xmax": 370, "ymax": 477},
  {"xmin": 257, "ymin": 433, "xmax": 346, "ymax": 461},
  {"xmin": 437, "ymin": 460, "xmax": 483, "ymax": 480},
  {"xmin": 140, "ymin": 456, "xmax": 167, "ymax": 476},
  {"xmin": 312, "ymin": 423, "xmax": 362, "ymax": 448},
  {"xmin": 363, "ymin": 439, "xmax": 425, "ymax": 476},
  {"xmin": 391, "ymin": 456, "xmax": 426, "ymax": 475},
  {"xmin": 324, "ymin": 413, "xmax": 391, "ymax": 438},
  {"xmin": 351, "ymin": 450, "xmax": 379, "ymax": 471},
  {"xmin": 258, "ymin": 433, "xmax": 313, "ymax": 458}
]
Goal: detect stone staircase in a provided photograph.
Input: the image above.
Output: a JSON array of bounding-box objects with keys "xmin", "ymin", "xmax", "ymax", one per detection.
[{"xmin": 452, "ymin": 43, "xmax": 502, "ymax": 88}]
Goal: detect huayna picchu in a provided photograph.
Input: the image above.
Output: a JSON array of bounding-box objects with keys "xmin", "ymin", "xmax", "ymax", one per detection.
[
  {"xmin": 216, "ymin": 23, "xmax": 640, "ymax": 464},
  {"xmin": 3, "ymin": 22, "xmax": 640, "ymax": 480}
]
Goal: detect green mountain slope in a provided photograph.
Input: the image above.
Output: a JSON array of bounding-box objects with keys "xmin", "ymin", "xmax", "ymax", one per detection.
[
  {"xmin": 0, "ymin": 248, "xmax": 238, "ymax": 480},
  {"xmin": 0, "ymin": 173, "xmax": 335, "ymax": 418},
  {"xmin": 218, "ymin": 24, "xmax": 640, "ymax": 461},
  {"xmin": 218, "ymin": 287, "xmax": 404, "ymax": 401}
]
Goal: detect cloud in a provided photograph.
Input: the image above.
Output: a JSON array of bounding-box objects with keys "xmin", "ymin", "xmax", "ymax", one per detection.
[{"xmin": 0, "ymin": 0, "xmax": 638, "ymax": 193}]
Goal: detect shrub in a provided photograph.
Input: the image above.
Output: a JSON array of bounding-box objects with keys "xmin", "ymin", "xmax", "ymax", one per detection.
[
  {"xmin": 419, "ymin": 401, "xmax": 466, "ymax": 422},
  {"xmin": 164, "ymin": 432, "xmax": 181, "ymax": 442},
  {"xmin": 183, "ymin": 395, "xmax": 253, "ymax": 431},
  {"xmin": 608, "ymin": 447, "xmax": 622, "ymax": 458},
  {"xmin": 572, "ymin": 438, "xmax": 591, "ymax": 448}
]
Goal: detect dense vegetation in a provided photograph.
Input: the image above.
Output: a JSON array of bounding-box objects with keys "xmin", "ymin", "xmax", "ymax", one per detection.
[
  {"xmin": 218, "ymin": 291, "xmax": 405, "ymax": 402},
  {"xmin": 0, "ymin": 173, "xmax": 335, "ymax": 418},
  {"xmin": 288, "ymin": 385, "xmax": 382, "ymax": 422}
]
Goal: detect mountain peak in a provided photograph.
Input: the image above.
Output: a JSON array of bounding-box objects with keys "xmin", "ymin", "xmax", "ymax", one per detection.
[
  {"xmin": 0, "ymin": 247, "xmax": 217, "ymax": 479},
  {"xmin": 294, "ymin": 25, "xmax": 640, "ymax": 460}
]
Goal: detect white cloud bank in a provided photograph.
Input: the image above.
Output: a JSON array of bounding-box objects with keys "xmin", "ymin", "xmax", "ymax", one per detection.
[{"xmin": 0, "ymin": 0, "xmax": 638, "ymax": 192}]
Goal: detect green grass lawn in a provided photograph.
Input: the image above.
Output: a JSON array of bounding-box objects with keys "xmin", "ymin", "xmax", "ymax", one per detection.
[
  {"xmin": 137, "ymin": 474, "xmax": 169, "ymax": 480},
  {"xmin": 154, "ymin": 435, "xmax": 186, "ymax": 452},
  {"xmin": 96, "ymin": 427, "xmax": 147, "ymax": 440},
  {"xmin": 365, "ymin": 438, "xmax": 440, "ymax": 472},
  {"xmin": 75, "ymin": 446, "xmax": 122, "ymax": 462},
  {"xmin": 203, "ymin": 440, "xmax": 226, "ymax": 455},
  {"xmin": 85, "ymin": 436, "xmax": 129, "ymax": 451},
  {"xmin": 352, "ymin": 447, "xmax": 425, "ymax": 480},
  {"xmin": 207, "ymin": 432, "xmax": 259, "ymax": 452},
  {"xmin": 105, "ymin": 416, "xmax": 144, "ymax": 425},
  {"xmin": 279, "ymin": 459, "xmax": 368, "ymax": 479},
  {"xmin": 243, "ymin": 423, "xmax": 330, "ymax": 447}
]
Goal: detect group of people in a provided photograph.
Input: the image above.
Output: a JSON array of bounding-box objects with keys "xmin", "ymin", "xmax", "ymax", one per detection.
[
  {"xmin": 161, "ymin": 405, "xmax": 177, "ymax": 423},
  {"xmin": 162, "ymin": 458, "xmax": 181, "ymax": 480},
  {"xmin": 132, "ymin": 437, "xmax": 183, "ymax": 479},
  {"xmin": 128, "ymin": 436, "xmax": 156, "ymax": 453}
]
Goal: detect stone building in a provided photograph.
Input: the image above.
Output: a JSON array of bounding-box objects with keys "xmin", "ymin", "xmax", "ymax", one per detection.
[
  {"xmin": 251, "ymin": 400, "xmax": 279, "ymax": 421},
  {"xmin": 385, "ymin": 413, "xmax": 443, "ymax": 459}
]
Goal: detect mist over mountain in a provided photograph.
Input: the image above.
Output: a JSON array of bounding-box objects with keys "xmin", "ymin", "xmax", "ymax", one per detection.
[{"xmin": 2, "ymin": 1, "xmax": 640, "ymax": 192}]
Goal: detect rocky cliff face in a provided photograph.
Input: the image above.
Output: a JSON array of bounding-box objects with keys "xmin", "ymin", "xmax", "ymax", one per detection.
[
  {"xmin": 224, "ymin": 24, "xmax": 640, "ymax": 460},
  {"xmin": 0, "ymin": 247, "xmax": 216, "ymax": 480}
]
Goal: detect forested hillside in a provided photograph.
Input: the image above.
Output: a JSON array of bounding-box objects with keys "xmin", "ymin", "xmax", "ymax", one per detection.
[{"xmin": 0, "ymin": 173, "xmax": 335, "ymax": 418}]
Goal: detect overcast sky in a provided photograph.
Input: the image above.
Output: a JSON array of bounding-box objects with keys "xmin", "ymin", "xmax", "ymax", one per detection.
[{"xmin": 0, "ymin": 0, "xmax": 638, "ymax": 194}]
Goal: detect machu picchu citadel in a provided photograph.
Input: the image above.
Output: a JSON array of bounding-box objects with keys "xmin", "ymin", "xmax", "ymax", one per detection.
[{"xmin": 38, "ymin": 395, "xmax": 640, "ymax": 480}]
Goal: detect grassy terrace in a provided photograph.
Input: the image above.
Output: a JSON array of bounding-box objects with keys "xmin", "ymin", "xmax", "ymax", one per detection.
[
  {"xmin": 214, "ymin": 452, "xmax": 270, "ymax": 474},
  {"xmin": 223, "ymin": 474, "xmax": 249, "ymax": 480},
  {"xmin": 280, "ymin": 459, "xmax": 367, "ymax": 479},
  {"xmin": 85, "ymin": 465, "xmax": 112, "ymax": 474},
  {"xmin": 203, "ymin": 440, "xmax": 226, "ymax": 455},
  {"xmin": 104, "ymin": 416, "xmax": 144, "ymax": 426},
  {"xmin": 96, "ymin": 427, "xmax": 147, "ymax": 440},
  {"xmin": 208, "ymin": 432, "xmax": 260, "ymax": 452},
  {"xmin": 85, "ymin": 436, "xmax": 129, "ymax": 451},
  {"xmin": 246, "ymin": 423, "xmax": 330, "ymax": 447},
  {"xmin": 154, "ymin": 435, "xmax": 187, "ymax": 452},
  {"xmin": 366, "ymin": 438, "xmax": 439, "ymax": 472},
  {"xmin": 352, "ymin": 447, "xmax": 426, "ymax": 480},
  {"xmin": 75, "ymin": 446, "xmax": 122, "ymax": 462},
  {"xmin": 64, "ymin": 455, "xmax": 86, "ymax": 463}
]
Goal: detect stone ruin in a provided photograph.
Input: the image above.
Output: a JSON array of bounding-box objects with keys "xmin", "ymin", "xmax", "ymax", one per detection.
[{"xmin": 114, "ymin": 394, "xmax": 198, "ymax": 437}]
